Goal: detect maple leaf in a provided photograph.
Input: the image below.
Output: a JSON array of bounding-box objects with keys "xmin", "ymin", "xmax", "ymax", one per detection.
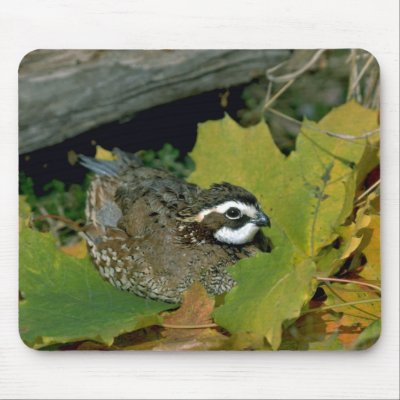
[
  {"xmin": 154, "ymin": 283, "xmax": 228, "ymax": 350},
  {"xmin": 189, "ymin": 102, "xmax": 379, "ymax": 349},
  {"xmin": 19, "ymin": 197, "xmax": 174, "ymax": 349}
]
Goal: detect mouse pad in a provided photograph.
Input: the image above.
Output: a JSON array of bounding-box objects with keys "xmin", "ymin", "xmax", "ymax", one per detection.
[{"xmin": 18, "ymin": 49, "xmax": 381, "ymax": 350}]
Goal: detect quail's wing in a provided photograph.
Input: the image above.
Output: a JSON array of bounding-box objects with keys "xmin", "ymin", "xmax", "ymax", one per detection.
[
  {"xmin": 80, "ymin": 150, "xmax": 200, "ymax": 231},
  {"xmin": 115, "ymin": 168, "xmax": 201, "ymax": 237}
]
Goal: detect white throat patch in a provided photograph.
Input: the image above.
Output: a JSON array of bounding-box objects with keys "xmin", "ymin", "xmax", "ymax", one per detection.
[{"xmin": 214, "ymin": 222, "xmax": 259, "ymax": 245}]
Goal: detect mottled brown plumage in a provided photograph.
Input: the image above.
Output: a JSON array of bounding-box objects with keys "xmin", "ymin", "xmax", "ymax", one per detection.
[{"xmin": 80, "ymin": 149, "xmax": 270, "ymax": 303}]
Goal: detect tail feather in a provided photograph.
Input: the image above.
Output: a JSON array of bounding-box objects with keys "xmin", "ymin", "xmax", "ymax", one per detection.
[
  {"xmin": 79, "ymin": 147, "xmax": 142, "ymax": 177},
  {"xmin": 79, "ymin": 155, "xmax": 121, "ymax": 176}
]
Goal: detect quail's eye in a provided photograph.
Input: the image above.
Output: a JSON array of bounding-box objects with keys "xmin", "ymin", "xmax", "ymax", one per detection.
[{"xmin": 225, "ymin": 207, "xmax": 242, "ymax": 220}]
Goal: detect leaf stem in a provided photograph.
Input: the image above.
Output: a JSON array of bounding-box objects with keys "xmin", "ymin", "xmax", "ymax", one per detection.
[
  {"xmin": 161, "ymin": 323, "xmax": 218, "ymax": 329},
  {"xmin": 302, "ymin": 298, "xmax": 381, "ymax": 316},
  {"xmin": 266, "ymin": 49, "xmax": 325, "ymax": 83},
  {"xmin": 266, "ymin": 108, "xmax": 302, "ymax": 126},
  {"xmin": 304, "ymin": 124, "xmax": 380, "ymax": 141},
  {"xmin": 316, "ymin": 276, "xmax": 381, "ymax": 292},
  {"xmin": 355, "ymin": 178, "xmax": 380, "ymax": 202},
  {"xmin": 33, "ymin": 214, "xmax": 83, "ymax": 232},
  {"xmin": 323, "ymin": 281, "xmax": 380, "ymax": 320},
  {"xmin": 348, "ymin": 54, "xmax": 375, "ymax": 97},
  {"xmin": 263, "ymin": 79, "xmax": 295, "ymax": 112}
]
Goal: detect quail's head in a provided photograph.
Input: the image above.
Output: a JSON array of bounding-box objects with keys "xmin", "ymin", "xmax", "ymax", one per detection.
[{"xmin": 179, "ymin": 182, "xmax": 270, "ymax": 245}]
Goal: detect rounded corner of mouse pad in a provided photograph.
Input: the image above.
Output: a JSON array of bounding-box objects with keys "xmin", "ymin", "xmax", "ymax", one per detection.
[{"xmin": 18, "ymin": 49, "xmax": 381, "ymax": 351}]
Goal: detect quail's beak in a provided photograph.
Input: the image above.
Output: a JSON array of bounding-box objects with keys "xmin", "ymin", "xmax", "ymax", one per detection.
[{"xmin": 251, "ymin": 211, "xmax": 271, "ymax": 227}]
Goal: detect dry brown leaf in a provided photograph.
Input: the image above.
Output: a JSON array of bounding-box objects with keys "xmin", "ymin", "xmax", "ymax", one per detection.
[
  {"xmin": 117, "ymin": 284, "xmax": 229, "ymax": 350},
  {"xmin": 60, "ymin": 239, "xmax": 88, "ymax": 259},
  {"xmin": 324, "ymin": 283, "xmax": 380, "ymax": 349},
  {"xmin": 161, "ymin": 283, "xmax": 215, "ymax": 337},
  {"xmin": 149, "ymin": 283, "xmax": 227, "ymax": 350}
]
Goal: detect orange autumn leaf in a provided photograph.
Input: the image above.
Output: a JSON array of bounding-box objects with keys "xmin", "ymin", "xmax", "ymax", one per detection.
[
  {"xmin": 60, "ymin": 240, "xmax": 88, "ymax": 259},
  {"xmin": 161, "ymin": 282, "xmax": 216, "ymax": 338}
]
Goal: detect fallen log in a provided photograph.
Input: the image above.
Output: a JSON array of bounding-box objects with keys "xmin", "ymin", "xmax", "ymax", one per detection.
[{"xmin": 19, "ymin": 49, "xmax": 290, "ymax": 153}]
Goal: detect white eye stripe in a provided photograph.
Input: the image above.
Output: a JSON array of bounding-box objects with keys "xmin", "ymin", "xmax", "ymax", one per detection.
[
  {"xmin": 214, "ymin": 201, "xmax": 257, "ymax": 217},
  {"xmin": 196, "ymin": 201, "xmax": 258, "ymax": 221}
]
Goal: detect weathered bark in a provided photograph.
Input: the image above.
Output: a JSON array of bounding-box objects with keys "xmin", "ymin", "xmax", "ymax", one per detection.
[{"xmin": 19, "ymin": 49, "xmax": 290, "ymax": 154}]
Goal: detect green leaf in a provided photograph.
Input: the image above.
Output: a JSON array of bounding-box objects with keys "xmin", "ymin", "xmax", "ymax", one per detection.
[
  {"xmin": 19, "ymin": 202, "xmax": 174, "ymax": 349},
  {"xmin": 351, "ymin": 319, "xmax": 381, "ymax": 350},
  {"xmin": 212, "ymin": 244, "xmax": 315, "ymax": 350},
  {"xmin": 190, "ymin": 101, "xmax": 378, "ymax": 257},
  {"xmin": 189, "ymin": 102, "xmax": 378, "ymax": 349}
]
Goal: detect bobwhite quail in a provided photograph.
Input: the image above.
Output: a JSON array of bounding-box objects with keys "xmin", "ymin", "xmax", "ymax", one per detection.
[{"xmin": 80, "ymin": 148, "xmax": 271, "ymax": 303}]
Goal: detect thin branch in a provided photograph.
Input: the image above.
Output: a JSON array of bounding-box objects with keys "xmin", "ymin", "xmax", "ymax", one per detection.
[
  {"xmin": 266, "ymin": 107, "xmax": 302, "ymax": 126},
  {"xmin": 266, "ymin": 49, "xmax": 326, "ymax": 83},
  {"xmin": 316, "ymin": 276, "xmax": 381, "ymax": 292},
  {"xmin": 356, "ymin": 179, "xmax": 380, "ymax": 202},
  {"xmin": 161, "ymin": 323, "xmax": 218, "ymax": 329},
  {"xmin": 348, "ymin": 54, "xmax": 375, "ymax": 98},
  {"xmin": 304, "ymin": 124, "xmax": 380, "ymax": 141},
  {"xmin": 322, "ymin": 282, "xmax": 380, "ymax": 320},
  {"xmin": 33, "ymin": 214, "xmax": 83, "ymax": 232},
  {"xmin": 302, "ymin": 298, "xmax": 381, "ymax": 316},
  {"xmin": 354, "ymin": 199, "xmax": 368, "ymax": 209},
  {"xmin": 347, "ymin": 49, "xmax": 360, "ymax": 102},
  {"xmin": 265, "ymin": 81, "xmax": 272, "ymax": 104},
  {"xmin": 263, "ymin": 79, "xmax": 295, "ymax": 112}
]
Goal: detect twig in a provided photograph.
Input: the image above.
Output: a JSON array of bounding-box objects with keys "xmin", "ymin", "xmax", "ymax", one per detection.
[
  {"xmin": 323, "ymin": 282, "xmax": 380, "ymax": 320},
  {"xmin": 33, "ymin": 214, "xmax": 83, "ymax": 232},
  {"xmin": 266, "ymin": 49, "xmax": 326, "ymax": 83},
  {"xmin": 347, "ymin": 49, "xmax": 360, "ymax": 102},
  {"xmin": 266, "ymin": 108, "xmax": 302, "ymax": 126},
  {"xmin": 263, "ymin": 79, "xmax": 295, "ymax": 112},
  {"xmin": 355, "ymin": 179, "xmax": 380, "ymax": 202},
  {"xmin": 161, "ymin": 323, "xmax": 218, "ymax": 329},
  {"xmin": 316, "ymin": 276, "xmax": 381, "ymax": 292},
  {"xmin": 304, "ymin": 124, "xmax": 380, "ymax": 141},
  {"xmin": 348, "ymin": 54, "xmax": 375, "ymax": 97},
  {"xmin": 354, "ymin": 200, "xmax": 368, "ymax": 209},
  {"xmin": 265, "ymin": 81, "xmax": 272, "ymax": 104},
  {"xmin": 302, "ymin": 298, "xmax": 381, "ymax": 316}
]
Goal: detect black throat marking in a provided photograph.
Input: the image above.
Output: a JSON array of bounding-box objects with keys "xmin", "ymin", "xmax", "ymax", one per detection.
[{"xmin": 176, "ymin": 222, "xmax": 215, "ymax": 245}]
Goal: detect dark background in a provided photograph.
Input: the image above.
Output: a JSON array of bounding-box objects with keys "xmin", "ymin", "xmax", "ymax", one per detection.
[{"xmin": 19, "ymin": 84, "xmax": 246, "ymax": 194}]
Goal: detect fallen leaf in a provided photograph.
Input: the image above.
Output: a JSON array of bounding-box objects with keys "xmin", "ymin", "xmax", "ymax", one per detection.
[
  {"xmin": 351, "ymin": 319, "xmax": 381, "ymax": 350},
  {"xmin": 161, "ymin": 283, "xmax": 215, "ymax": 336},
  {"xmin": 19, "ymin": 198, "xmax": 175, "ymax": 349},
  {"xmin": 60, "ymin": 239, "xmax": 88, "ymax": 259},
  {"xmin": 125, "ymin": 284, "xmax": 229, "ymax": 350},
  {"xmin": 212, "ymin": 246, "xmax": 316, "ymax": 350},
  {"xmin": 95, "ymin": 145, "xmax": 116, "ymax": 161},
  {"xmin": 155, "ymin": 283, "xmax": 228, "ymax": 350},
  {"xmin": 189, "ymin": 102, "xmax": 379, "ymax": 350},
  {"xmin": 323, "ymin": 282, "xmax": 380, "ymax": 349}
]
